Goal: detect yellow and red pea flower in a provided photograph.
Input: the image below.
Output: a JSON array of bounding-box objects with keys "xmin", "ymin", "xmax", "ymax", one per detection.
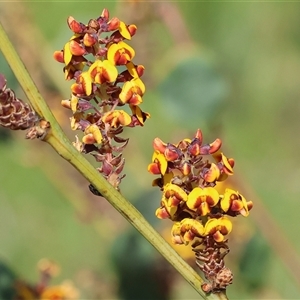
[
  {"xmin": 107, "ymin": 41, "xmax": 135, "ymax": 66},
  {"xmin": 111, "ymin": 23, "xmax": 137, "ymax": 41},
  {"xmin": 202, "ymin": 216, "xmax": 233, "ymax": 243},
  {"xmin": 129, "ymin": 105, "xmax": 150, "ymax": 126},
  {"xmin": 88, "ymin": 59, "xmax": 118, "ymax": 84},
  {"xmin": 82, "ymin": 124, "xmax": 103, "ymax": 144},
  {"xmin": 171, "ymin": 218, "xmax": 205, "ymax": 245},
  {"xmin": 119, "ymin": 77, "xmax": 145, "ymax": 105},
  {"xmin": 186, "ymin": 187, "xmax": 219, "ymax": 216},
  {"xmin": 213, "ymin": 151, "xmax": 235, "ymax": 176},
  {"xmin": 118, "ymin": 21, "xmax": 132, "ymax": 40},
  {"xmin": 220, "ymin": 188, "xmax": 253, "ymax": 217},
  {"xmin": 156, "ymin": 198, "xmax": 178, "ymax": 220},
  {"xmin": 202, "ymin": 163, "xmax": 221, "ymax": 183},
  {"xmin": 163, "ymin": 183, "xmax": 188, "ymax": 206},
  {"xmin": 126, "ymin": 62, "xmax": 145, "ymax": 78},
  {"xmin": 70, "ymin": 71, "xmax": 94, "ymax": 96},
  {"xmin": 155, "ymin": 183, "xmax": 188, "ymax": 219},
  {"xmin": 148, "ymin": 151, "xmax": 168, "ymax": 175},
  {"xmin": 101, "ymin": 110, "xmax": 132, "ymax": 128}
]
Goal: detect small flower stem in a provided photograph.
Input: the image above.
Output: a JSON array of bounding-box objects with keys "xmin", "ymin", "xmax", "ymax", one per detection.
[{"xmin": 0, "ymin": 22, "xmax": 228, "ymax": 300}]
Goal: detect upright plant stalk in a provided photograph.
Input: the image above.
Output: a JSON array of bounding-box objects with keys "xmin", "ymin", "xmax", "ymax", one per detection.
[{"xmin": 0, "ymin": 21, "xmax": 229, "ymax": 300}]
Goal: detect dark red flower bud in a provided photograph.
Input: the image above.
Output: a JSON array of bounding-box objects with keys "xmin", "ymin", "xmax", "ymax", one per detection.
[{"xmin": 67, "ymin": 16, "xmax": 85, "ymax": 34}]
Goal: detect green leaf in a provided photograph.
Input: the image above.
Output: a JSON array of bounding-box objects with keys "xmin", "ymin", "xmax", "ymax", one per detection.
[{"xmin": 158, "ymin": 57, "xmax": 228, "ymax": 131}]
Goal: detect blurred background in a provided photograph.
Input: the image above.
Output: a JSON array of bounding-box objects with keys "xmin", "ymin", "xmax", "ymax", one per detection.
[{"xmin": 0, "ymin": 1, "xmax": 300, "ymax": 299}]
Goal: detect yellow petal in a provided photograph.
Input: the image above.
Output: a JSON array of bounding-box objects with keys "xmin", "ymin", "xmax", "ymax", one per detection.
[
  {"xmin": 119, "ymin": 81, "xmax": 132, "ymax": 103},
  {"xmin": 204, "ymin": 218, "xmax": 219, "ymax": 235},
  {"xmin": 222, "ymin": 153, "xmax": 234, "ymax": 175},
  {"xmin": 70, "ymin": 95, "xmax": 79, "ymax": 113},
  {"xmin": 102, "ymin": 59, "xmax": 118, "ymax": 82},
  {"xmin": 79, "ymin": 71, "xmax": 93, "ymax": 96},
  {"xmin": 164, "ymin": 183, "xmax": 188, "ymax": 202},
  {"xmin": 219, "ymin": 216, "xmax": 232, "ymax": 234},
  {"xmin": 119, "ymin": 41, "xmax": 135, "ymax": 59},
  {"xmin": 181, "ymin": 218, "xmax": 205, "ymax": 237},
  {"xmin": 126, "ymin": 62, "xmax": 138, "ymax": 78},
  {"xmin": 132, "ymin": 77, "xmax": 146, "ymax": 94},
  {"xmin": 220, "ymin": 188, "xmax": 234, "ymax": 212},
  {"xmin": 156, "ymin": 152, "xmax": 168, "ymax": 175},
  {"xmin": 119, "ymin": 21, "xmax": 131, "ymax": 40},
  {"xmin": 204, "ymin": 163, "xmax": 221, "ymax": 183},
  {"xmin": 187, "ymin": 187, "xmax": 219, "ymax": 211},
  {"xmin": 63, "ymin": 41, "xmax": 73, "ymax": 65},
  {"xmin": 102, "ymin": 110, "xmax": 132, "ymax": 127}
]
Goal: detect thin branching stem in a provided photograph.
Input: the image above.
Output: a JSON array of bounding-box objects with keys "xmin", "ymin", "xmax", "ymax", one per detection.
[{"xmin": 0, "ymin": 22, "xmax": 228, "ymax": 300}]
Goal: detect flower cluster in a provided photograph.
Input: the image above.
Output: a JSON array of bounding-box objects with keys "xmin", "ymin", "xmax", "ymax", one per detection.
[
  {"xmin": 54, "ymin": 8, "xmax": 149, "ymax": 191},
  {"xmin": 15, "ymin": 259, "xmax": 79, "ymax": 300},
  {"xmin": 148, "ymin": 129, "xmax": 253, "ymax": 293}
]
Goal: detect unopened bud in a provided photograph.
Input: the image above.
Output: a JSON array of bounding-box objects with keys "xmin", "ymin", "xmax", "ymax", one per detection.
[
  {"xmin": 128, "ymin": 24, "xmax": 137, "ymax": 37},
  {"xmin": 107, "ymin": 17, "xmax": 120, "ymax": 31},
  {"xmin": 153, "ymin": 137, "xmax": 167, "ymax": 154},
  {"xmin": 67, "ymin": 16, "xmax": 85, "ymax": 34},
  {"xmin": 209, "ymin": 138, "xmax": 222, "ymax": 154},
  {"xmin": 83, "ymin": 33, "xmax": 97, "ymax": 47},
  {"xmin": 69, "ymin": 40, "xmax": 86, "ymax": 56},
  {"xmin": 165, "ymin": 144, "xmax": 180, "ymax": 161}
]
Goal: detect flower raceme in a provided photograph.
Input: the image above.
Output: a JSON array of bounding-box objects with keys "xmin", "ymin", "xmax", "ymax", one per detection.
[
  {"xmin": 54, "ymin": 8, "xmax": 149, "ymax": 191},
  {"xmin": 148, "ymin": 130, "xmax": 253, "ymax": 293}
]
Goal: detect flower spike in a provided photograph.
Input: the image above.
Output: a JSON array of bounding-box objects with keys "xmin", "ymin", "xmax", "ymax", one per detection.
[
  {"xmin": 148, "ymin": 129, "xmax": 253, "ymax": 293},
  {"xmin": 54, "ymin": 8, "xmax": 150, "ymax": 191}
]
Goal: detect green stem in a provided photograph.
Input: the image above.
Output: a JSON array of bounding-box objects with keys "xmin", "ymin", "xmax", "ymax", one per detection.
[{"xmin": 0, "ymin": 22, "xmax": 228, "ymax": 300}]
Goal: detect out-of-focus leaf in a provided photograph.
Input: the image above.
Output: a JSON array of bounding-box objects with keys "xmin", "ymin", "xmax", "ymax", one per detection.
[
  {"xmin": 0, "ymin": 261, "xmax": 17, "ymax": 300},
  {"xmin": 238, "ymin": 231, "xmax": 271, "ymax": 291},
  {"xmin": 157, "ymin": 56, "xmax": 228, "ymax": 131},
  {"xmin": 110, "ymin": 191, "xmax": 176, "ymax": 300},
  {"xmin": 110, "ymin": 229, "xmax": 172, "ymax": 300}
]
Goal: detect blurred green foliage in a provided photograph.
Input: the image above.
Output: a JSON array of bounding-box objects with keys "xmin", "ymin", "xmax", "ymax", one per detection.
[
  {"xmin": 0, "ymin": 1, "xmax": 300, "ymax": 299},
  {"xmin": 158, "ymin": 57, "xmax": 228, "ymax": 132}
]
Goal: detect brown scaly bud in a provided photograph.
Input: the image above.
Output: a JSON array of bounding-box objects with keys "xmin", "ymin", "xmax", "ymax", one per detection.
[
  {"xmin": 214, "ymin": 267, "xmax": 233, "ymax": 291},
  {"xmin": 88, "ymin": 19, "xmax": 100, "ymax": 31},
  {"xmin": 26, "ymin": 119, "xmax": 50, "ymax": 140},
  {"xmin": 0, "ymin": 74, "xmax": 37, "ymax": 130}
]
